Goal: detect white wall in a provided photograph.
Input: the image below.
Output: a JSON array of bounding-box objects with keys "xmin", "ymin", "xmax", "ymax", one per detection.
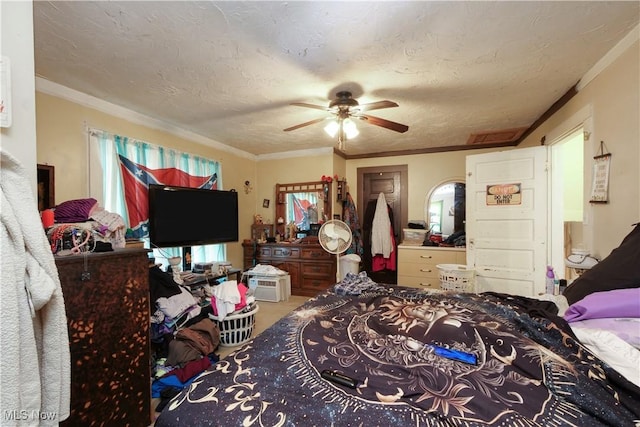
[
  {"xmin": 0, "ymin": 1, "xmax": 37, "ymax": 194},
  {"xmin": 519, "ymin": 36, "xmax": 639, "ymax": 259}
]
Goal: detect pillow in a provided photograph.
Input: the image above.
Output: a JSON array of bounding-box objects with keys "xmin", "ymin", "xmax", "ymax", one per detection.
[
  {"xmin": 570, "ymin": 318, "xmax": 640, "ymax": 350},
  {"xmin": 564, "ymin": 288, "xmax": 640, "ymax": 322},
  {"xmin": 54, "ymin": 198, "xmax": 98, "ymax": 223},
  {"xmin": 563, "ymin": 224, "xmax": 640, "ymax": 305}
]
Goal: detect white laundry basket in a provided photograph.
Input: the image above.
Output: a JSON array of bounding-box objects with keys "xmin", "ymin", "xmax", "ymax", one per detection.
[
  {"xmin": 339, "ymin": 254, "xmax": 361, "ymax": 280},
  {"xmin": 209, "ymin": 303, "xmax": 259, "ymax": 347},
  {"xmin": 436, "ymin": 264, "xmax": 475, "ymax": 292}
]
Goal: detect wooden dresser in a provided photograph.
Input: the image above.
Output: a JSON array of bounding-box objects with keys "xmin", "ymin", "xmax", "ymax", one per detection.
[
  {"xmin": 397, "ymin": 245, "xmax": 466, "ymax": 290},
  {"xmin": 243, "ymin": 240, "xmax": 336, "ymax": 297},
  {"xmin": 55, "ymin": 249, "xmax": 151, "ymax": 427}
]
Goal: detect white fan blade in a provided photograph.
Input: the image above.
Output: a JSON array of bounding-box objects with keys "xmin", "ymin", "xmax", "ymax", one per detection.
[
  {"xmin": 324, "ymin": 223, "xmax": 339, "ymax": 239},
  {"xmin": 325, "ymin": 238, "xmax": 339, "ymax": 251},
  {"xmin": 334, "ymin": 226, "xmax": 351, "ymax": 242}
]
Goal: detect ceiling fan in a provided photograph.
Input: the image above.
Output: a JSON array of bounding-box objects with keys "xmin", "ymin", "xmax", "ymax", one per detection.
[{"xmin": 284, "ymin": 91, "xmax": 409, "ymax": 150}]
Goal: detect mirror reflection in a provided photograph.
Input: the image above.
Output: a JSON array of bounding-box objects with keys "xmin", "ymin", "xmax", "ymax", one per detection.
[
  {"xmin": 275, "ymin": 181, "xmax": 331, "ymax": 239},
  {"xmin": 286, "ymin": 192, "xmax": 320, "ymax": 231},
  {"xmin": 425, "ymin": 181, "xmax": 466, "ymax": 237}
]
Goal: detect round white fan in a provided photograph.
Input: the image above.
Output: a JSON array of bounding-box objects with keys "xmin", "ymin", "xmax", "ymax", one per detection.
[{"xmin": 318, "ymin": 219, "xmax": 353, "ymax": 282}]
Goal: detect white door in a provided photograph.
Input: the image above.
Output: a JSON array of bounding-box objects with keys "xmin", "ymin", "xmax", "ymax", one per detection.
[{"xmin": 466, "ymin": 146, "xmax": 548, "ymax": 296}]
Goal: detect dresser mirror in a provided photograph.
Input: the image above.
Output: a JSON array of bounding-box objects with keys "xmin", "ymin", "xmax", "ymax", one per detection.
[
  {"xmin": 275, "ymin": 181, "xmax": 332, "ymax": 239},
  {"xmin": 425, "ymin": 179, "xmax": 466, "ymax": 237}
]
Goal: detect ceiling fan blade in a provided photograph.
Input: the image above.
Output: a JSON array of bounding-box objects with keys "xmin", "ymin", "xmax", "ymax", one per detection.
[
  {"xmin": 355, "ymin": 100, "xmax": 399, "ymax": 112},
  {"xmin": 290, "ymin": 102, "xmax": 332, "ymax": 111},
  {"xmin": 358, "ymin": 114, "xmax": 409, "ymax": 133},
  {"xmin": 283, "ymin": 117, "xmax": 328, "ymax": 132}
]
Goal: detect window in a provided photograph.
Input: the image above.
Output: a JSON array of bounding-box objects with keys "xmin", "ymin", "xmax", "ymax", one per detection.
[{"xmin": 89, "ymin": 130, "xmax": 224, "ymax": 268}]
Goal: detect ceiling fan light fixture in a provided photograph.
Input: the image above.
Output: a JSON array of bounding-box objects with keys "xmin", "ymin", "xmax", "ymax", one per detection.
[
  {"xmin": 343, "ymin": 118, "xmax": 359, "ymax": 139},
  {"xmin": 324, "ymin": 120, "xmax": 340, "ymax": 138},
  {"xmin": 287, "ymin": 91, "xmax": 408, "ymax": 150}
]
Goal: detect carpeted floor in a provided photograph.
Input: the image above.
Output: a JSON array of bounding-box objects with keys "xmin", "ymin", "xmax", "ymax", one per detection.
[{"xmin": 217, "ymin": 295, "xmax": 310, "ymax": 359}]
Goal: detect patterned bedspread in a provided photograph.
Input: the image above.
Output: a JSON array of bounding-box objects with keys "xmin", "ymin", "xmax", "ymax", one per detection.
[{"xmin": 156, "ymin": 286, "xmax": 640, "ymax": 426}]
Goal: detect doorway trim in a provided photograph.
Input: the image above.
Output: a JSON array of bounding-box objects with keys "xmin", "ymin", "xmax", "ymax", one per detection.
[
  {"xmin": 357, "ymin": 164, "xmax": 408, "ymax": 232},
  {"xmin": 547, "ymin": 104, "xmax": 594, "ymax": 278}
]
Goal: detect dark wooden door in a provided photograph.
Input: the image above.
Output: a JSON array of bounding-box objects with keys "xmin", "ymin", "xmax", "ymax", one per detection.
[
  {"xmin": 362, "ymin": 171, "xmax": 403, "ymax": 238},
  {"xmin": 357, "ymin": 165, "xmax": 408, "ymax": 284}
]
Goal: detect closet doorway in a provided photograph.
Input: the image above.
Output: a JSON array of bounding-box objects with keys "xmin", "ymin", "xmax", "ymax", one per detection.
[{"xmin": 357, "ymin": 165, "xmax": 408, "ymax": 284}]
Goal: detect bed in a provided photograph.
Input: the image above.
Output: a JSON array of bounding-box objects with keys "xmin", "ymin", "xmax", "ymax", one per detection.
[{"xmin": 155, "ymin": 282, "xmax": 640, "ymax": 426}]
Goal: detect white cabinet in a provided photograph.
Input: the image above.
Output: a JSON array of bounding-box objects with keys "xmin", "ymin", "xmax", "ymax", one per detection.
[{"xmin": 397, "ymin": 245, "xmax": 466, "ymax": 290}]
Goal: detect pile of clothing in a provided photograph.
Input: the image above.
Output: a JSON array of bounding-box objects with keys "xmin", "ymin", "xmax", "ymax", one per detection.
[
  {"xmin": 45, "ymin": 197, "xmax": 126, "ymax": 254},
  {"xmin": 149, "ymin": 267, "xmax": 221, "ymax": 411},
  {"xmin": 334, "ymin": 271, "xmax": 386, "ymax": 296},
  {"xmin": 210, "ymin": 280, "xmax": 255, "ymax": 321}
]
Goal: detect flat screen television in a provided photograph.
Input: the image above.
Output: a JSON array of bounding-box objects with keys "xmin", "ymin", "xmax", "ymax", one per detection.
[{"xmin": 148, "ymin": 184, "xmax": 239, "ymax": 248}]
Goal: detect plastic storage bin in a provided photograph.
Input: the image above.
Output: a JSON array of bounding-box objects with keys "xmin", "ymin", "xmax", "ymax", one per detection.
[
  {"xmin": 209, "ymin": 303, "xmax": 259, "ymax": 347},
  {"xmin": 436, "ymin": 264, "xmax": 475, "ymax": 292},
  {"xmin": 402, "ymin": 228, "xmax": 428, "ymax": 245}
]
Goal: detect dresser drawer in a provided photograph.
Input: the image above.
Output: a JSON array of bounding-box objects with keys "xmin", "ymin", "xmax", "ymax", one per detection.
[
  {"xmin": 301, "ymin": 247, "xmax": 332, "ymax": 260},
  {"xmin": 301, "ymin": 262, "xmax": 333, "ymax": 277},
  {"xmin": 257, "ymin": 246, "xmax": 272, "ymax": 257},
  {"xmin": 272, "ymin": 246, "xmax": 300, "ymax": 258},
  {"xmin": 397, "ymin": 262, "xmax": 439, "ymax": 278},
  {"xmin": 271, "ymin": 261, "xmax": 301, "ymax": 289},
  {"xmin": 398, "ymin": 275, "xmax": 442, "ymax": 290},
  {"xmin": 398, "ymin": 248, "xmax": 463, "ymax": 264},
  {"xmin": 301, "ymin": 276, "xmax": 335, "ymax": 290}
]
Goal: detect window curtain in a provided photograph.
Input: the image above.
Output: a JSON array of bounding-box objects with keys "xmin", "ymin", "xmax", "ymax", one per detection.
[{"xmin": 89, "ymin": 129, "xmax": 224, "ymax": 267}]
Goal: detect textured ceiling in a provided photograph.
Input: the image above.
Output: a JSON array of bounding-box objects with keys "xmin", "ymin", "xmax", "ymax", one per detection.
[{"xmin": 33, "ymin": 1, "xmax": 639, "ymax": 158}]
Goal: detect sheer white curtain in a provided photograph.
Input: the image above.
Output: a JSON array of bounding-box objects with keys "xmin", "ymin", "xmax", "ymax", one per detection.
[{"xmin": 88, "ymin": 129, "xmax": 225, "ymax": 267}]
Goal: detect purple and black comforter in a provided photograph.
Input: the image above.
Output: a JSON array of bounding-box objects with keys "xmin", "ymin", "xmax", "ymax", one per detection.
[{"xmin": 156, "ymin": 286, "xmax": 639, "ymax": 426}]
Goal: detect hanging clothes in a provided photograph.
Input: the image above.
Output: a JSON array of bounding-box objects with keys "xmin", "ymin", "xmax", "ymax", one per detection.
[
  {"xmin": 362, "ymin": 196, "xmax": 397, "ymax": 274},
  {"xmin": 370, "ymin": 193, "xmax": 397, "ymax": 272},
  {"xmin": 341, "ymin": 192, "xmax": 363, "ymax": 257},
  {"xmin": 372, "ymin": 229, "xmax": 397, "ymax": 271},
  {"xmin": 371, "ymin": 193, "xmax": 393, "ymax": 257}
]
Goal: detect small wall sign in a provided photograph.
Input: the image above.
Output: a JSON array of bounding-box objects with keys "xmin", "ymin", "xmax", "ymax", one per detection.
[
  {"xmin": 589, "ymin": 141, "xmax": 611, "ymax": 204},
  {"xmin": 486, "ymin": 183, "xmax": 522, "ymax": 205}
]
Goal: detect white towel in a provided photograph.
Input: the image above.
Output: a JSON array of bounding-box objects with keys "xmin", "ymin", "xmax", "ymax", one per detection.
[
  {"xmin": 371, "ymin": 192, "xmax": 393, "ymax": 258},
  {"xmin": 0, "ymin": 150, "xmax": 71, "ymax": 424},
  {"xmin": 212, "ymin": 280, "xmax": 241, "ymax": 321}
]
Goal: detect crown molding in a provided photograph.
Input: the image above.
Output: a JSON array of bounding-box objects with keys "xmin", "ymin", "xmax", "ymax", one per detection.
[
  {"xmin": 256, "ymin": 146, "xmax": 333, "ymax": 161},
  {"xmin": 577, "ymin": 23, "xmax": 639, "ymax": 91},
  {"xmin": 35, "ymin": 77, "xmax": 257, "ymax": 160}
]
